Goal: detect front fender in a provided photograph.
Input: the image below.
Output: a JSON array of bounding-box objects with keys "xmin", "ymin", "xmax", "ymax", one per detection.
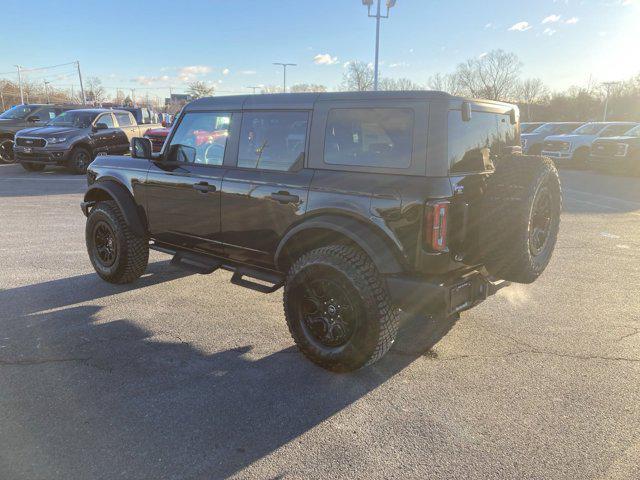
[{"xmin": 82, "ymin": 181, "xmax": 147, "ymax": 237}]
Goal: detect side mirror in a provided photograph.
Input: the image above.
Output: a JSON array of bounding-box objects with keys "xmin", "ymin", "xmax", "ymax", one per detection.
[
  {"xmin": 131, "ymin": 137, "xmax": 153, "ymax": 159},
  {"xmin": 461, "ymin": 102, "xmax": 472, "ymax": 122},
  {"xmin": 27, "ymin": 115, "xmax": 40, "ymax": 123},
  {"xmin": 93, "ymin": 123, "xmax": 108, "ymax": 131}
]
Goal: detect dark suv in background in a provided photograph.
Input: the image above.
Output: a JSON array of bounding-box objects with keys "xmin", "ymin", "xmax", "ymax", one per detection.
[
  {"xmin": 81, "ymin": 91, "xmax": 561, "ymax": 372},
  {"xmin": 0, "ymin": 103, "xmax": 80, "ymax": 163},
  {"xmin": 589, "ymin": 123, "xmax": 640, "ymax": 175}
]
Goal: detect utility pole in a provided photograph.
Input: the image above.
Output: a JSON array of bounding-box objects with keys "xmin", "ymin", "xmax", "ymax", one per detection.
[
  {"xmin": 601, "ymin": 81, "xmax": 619, "ymax": 122},
  {"xmin": 0, "ymin": 87, "xmax": 4, "ymax": 111},
  {"xmin": 362, "ymin": 0, "xmax": 397, "ymax": 91},
  {"xmin": 246, "ymin": 86, "xmax": 261, "ymax": 94},
  {"xmin": 131, "ymin": 88, "xmax": 136, "ymax": 105},
  {"xmin": 76, "ymin": 61, "xmax": 86, "ymax": 105},
  {"xmin": 43, "ymin": 80, "xmax": 51, "ymax": 103},
  {"xmin": 15, "ymin": 65, "xmax": 24, "ymax": 104},
  {"xmin": 273, "ymin": 63, "xmax": 296, "ymax": 93}
]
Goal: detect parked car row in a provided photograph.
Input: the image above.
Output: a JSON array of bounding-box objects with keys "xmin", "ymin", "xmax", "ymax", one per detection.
[
  {"xmin": 0, "ymin": 103, "xmax": 167, "ymax": 173},
  {"xmin": 521, "ymin": 121, "xmax": 640, "ymax": 175}
]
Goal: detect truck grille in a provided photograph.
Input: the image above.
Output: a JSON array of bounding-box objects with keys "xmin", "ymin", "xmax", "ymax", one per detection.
[
  {"xmin": 16, "ymin": 137, "xmax": 46, "ymax": 148},
  {"xmin": 593, "ymin": 142, "xmax": 627, "ymax": 157},
  {"xmin": 543, "ymin": 141, "xmax": 569, "ymax": 152}
]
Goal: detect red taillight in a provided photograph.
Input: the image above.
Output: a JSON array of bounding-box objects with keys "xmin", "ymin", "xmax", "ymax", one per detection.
[{"xmin": 424, "ymin": 202, "xmax": 449, "ymax": 251}]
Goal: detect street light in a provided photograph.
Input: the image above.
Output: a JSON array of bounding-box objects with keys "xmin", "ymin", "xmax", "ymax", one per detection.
[
  {"xmin": 601, "ymin": 81, "xmax": 620, "ymax": 122},
  {"xmin": 246, "ymin": 85, "xmax": 262, "ymax": 94},
  {"xmin": 362, "ymin": 0, "xmax": 397, "ymax": 91},
  {"xmin": 273, "ymin": 63, "xmax": 296, "ymax": 93}
]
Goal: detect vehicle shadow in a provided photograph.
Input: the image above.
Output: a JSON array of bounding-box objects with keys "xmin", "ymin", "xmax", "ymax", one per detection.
[
  {"xmin": 0, "ymin": 269, "xmax": 456, "ymax": 479},
  {"xmin": 0, "ymin": 163, "xmax": 87, "ymax": 197}
]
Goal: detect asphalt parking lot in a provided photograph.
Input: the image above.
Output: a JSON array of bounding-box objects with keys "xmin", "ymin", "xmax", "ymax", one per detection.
[{"xmin": 0, "ymin": 162, "xmax": 639, "ymax": 480}]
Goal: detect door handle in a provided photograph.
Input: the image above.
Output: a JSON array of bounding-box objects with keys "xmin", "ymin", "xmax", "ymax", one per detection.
[
  {"xmin": 270, "ymin": 191, "xmax": 299, "ymax": 204},
  {"xmin": 193, "ymin": 181, "xmax": 216, "ymax": 193}
]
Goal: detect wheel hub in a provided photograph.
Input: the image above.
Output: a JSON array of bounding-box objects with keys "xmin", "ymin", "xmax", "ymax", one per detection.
[
  {"xmin": 94, "ymin": 221, "xmax": 117, "ymax": 267},
  {"xmin": 529, "ymin": 185, "xmax": 552, "ymax": 256}
]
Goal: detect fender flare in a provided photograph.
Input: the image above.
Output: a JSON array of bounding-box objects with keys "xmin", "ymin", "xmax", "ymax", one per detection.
[
  {"xmin": 274, "ymin": 214, "xmax": 405, "ymax": 274},
  {"xmin": 82, "ymin": 181, "xmax": 147, "ymax": 237}
]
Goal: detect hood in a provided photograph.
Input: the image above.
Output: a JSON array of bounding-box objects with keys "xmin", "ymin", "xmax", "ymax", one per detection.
[
  {"xmin": 144, "ymin": 127, "xmax": 170, "ymax": 136},
  {"xmin": 545, "ymin": 134, "xmax": 594, "ymax": 142},
  {"xmin": 593, "ymin": 136, "xmax": 640, "ymax": 145},
  {"xmin": 16, "ymin": 126, "xmax": 82, "ymax": 137}
]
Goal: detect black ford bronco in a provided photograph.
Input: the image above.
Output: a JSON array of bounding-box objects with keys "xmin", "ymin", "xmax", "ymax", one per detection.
[{"xmin": 81, "ymin": 91, "xmax": 561, "ymax": 372}]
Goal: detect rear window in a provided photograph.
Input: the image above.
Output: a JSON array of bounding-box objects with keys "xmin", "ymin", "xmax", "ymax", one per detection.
[
  {"xmin": 324, "ymin": 108, "xmax": 414, "ymax": 168},
  {"xmin": 448, "ymin": 110, "xmax": 517, "ymax": 173},
  {"xmin": 115, "ymin": 113, "xmax": 133, "ymax": 127}
]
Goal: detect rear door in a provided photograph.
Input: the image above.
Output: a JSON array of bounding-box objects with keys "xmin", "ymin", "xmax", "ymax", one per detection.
[
  {"xmin": 219, "ymin": 110, "xmax": 313, "ymax": 268},
  {"xmin": 144, "ymin": 110, "xmax": 234, "ymax": 254}
]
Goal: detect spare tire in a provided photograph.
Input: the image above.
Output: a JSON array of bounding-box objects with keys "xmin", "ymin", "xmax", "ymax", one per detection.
[{"xmin": 480, "ymin": 155, "xmax": 561, "ymax": 284}]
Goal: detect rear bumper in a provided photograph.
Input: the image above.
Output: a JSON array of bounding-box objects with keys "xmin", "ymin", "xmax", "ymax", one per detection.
[{"xmin": 385, "ymin": 270, "xmax": 510, "ymax": 315}]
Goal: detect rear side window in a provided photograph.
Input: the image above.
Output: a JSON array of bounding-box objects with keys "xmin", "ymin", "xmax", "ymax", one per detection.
[
  {"xmin": 96, "ymin": 114, "xmax": 115, "ymax": 128},
  {"xmin": 238, "ymin": 111, "xmax": 308, "ymax": 171},
  {"xmin": 324, "ymin": 108, "xmax": 413, "ymax": 168},
  {"xmin": 115, "ymin": 113, "xmax": 133, "ymax": 127},
  {"xmin": 448, "ymin": 110, "xmax": 516, "ymax": 173}
]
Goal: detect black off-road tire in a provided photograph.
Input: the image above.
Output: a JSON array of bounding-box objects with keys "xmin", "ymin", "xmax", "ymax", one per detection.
[
  {"xmin": 86, "ymin": 200, "xmax": 149, "ymax": 284},
  {"xmin": 283, "ymin": 245, "xmax": 399, "ymax": 372},
  {"xmin": 481, "ymin": 155, "xmax": 562, "ymax": 284},
  {"xmin": 67, "ymin": 146, "xmax": 92, "ymax": 175},
  {"xmin": 21, "ymin": 162, "xmax": 45, "ymax": 172}
]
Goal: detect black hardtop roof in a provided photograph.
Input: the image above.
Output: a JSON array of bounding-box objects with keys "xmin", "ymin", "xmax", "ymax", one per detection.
[
  {"xmin": 65, "ymin": 108, "xmax": 131, "ymax": 115},
  {"xmin": 185, "ymin": 91, "xmax": 516, "ymax": 111}
]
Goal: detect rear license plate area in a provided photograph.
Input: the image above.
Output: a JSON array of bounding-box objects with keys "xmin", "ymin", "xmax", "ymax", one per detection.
[{"xmin": 450, "ymin": 280, "xmax": 474, "ymax": 313}]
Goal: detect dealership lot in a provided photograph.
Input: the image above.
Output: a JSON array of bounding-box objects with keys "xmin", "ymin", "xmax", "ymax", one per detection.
[{"xmin": 0, "ymin": 163, "xmax": 639, "ymax": 479}]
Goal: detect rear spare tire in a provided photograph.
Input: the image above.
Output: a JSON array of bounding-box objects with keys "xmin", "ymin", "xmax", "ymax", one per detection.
[{"xmin": 481, "ymin": 155, "xmax": 561, "ymax": 284}]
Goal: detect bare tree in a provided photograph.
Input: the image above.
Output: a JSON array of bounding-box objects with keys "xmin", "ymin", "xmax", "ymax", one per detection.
[
  {"xmin": 455, "ymin": 50, "xmax": 522, "ymax": 101},
  {"xmin": 379, "ymin": 77, "xmax": 423, "ymax": 91},
  {"xmin": 187, "ymin": 81, "xmax": 214, "ymax": 99},
  {"xmin": 341, "ymin": 61, "xmax": 374, "ymax": 92},
  {"xmin": 261, "ymin": 85, "xmax": 283, "ymax": 94},
  {"xmin": 290, "ymin": 83, "xmax": 327, "ymax": 93},
  {"xmin": 86, "ymin": 77, "xmax": 106, "ymax": 103},
  {"xmin": 517, "ymin": 78, "xmax": 549, "ymax": 120},
  {"xmin": 427, "ymin": 72, "xmax": 464, "ymax": 96}
]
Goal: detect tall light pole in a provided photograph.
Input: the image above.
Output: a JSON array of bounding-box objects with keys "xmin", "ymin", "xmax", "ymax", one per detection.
[
  {"xmin": 362, "ymin": 0, "xmax": 396, "ymax": 91},
  {"xmin": 601, "ymin": 81, "xmax": 619, "ymax": 122},
  {"xmin": 76, "ymin": 61, "xmax": 86, "ymax": 105},
  {"xmin": 273, "ymin": 63, "xmax": 296, "ymax": 93}
]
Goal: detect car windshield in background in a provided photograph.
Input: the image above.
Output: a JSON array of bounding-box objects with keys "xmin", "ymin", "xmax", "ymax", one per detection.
[
  {"xmin": 47, "ymin": 111, "xmax": 97, "ymax": 128},
  {"xmin": 0, "ymin": 105, "xmax": 38, "ymax": 120},
  {"xmin": 532, "ymin": 123, "xmax": 556, "ymax": 134},
  {"xmin": 624, "ymin": 125, "xmax": 640, "ymax": 137},
  {"xmin": 573, "ymin": 124, "xmax": 605, "ymax": 135}
]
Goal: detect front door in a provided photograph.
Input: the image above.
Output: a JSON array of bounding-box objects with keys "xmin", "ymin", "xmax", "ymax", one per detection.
[
  {"xmin": 91, "ymin": 113, "xmax": 118, "ymax": 155},
  {"xmin": 145, "ymin": 110, "xmax": 234, "ymax": 255},
  {"xmin": 220, "ymin": 110, "xmax": 312, "ymax": 269}
]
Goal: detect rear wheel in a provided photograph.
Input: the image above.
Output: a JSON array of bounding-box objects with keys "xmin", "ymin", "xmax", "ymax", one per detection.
[
  {"xmin": 283, "ymin": 245, "xmax": 399, "ymax": 372},
  {"xmin": 66, "ymin": 147, "xmax": 92, "ymax": 174},
  {"xmin": 21, "ymin": 162, "xmax": 45, "ymax": 172},
  {"xmin": 0, "ymin": 138, "xmax": 15, "ymax": 164},
  {"xmin": 481, "ymin": 155, "xmax": 562, "ymax": 284},
  {"xmin": 86, "ymin": 200, "xmax": 149, "ymax": 284}
]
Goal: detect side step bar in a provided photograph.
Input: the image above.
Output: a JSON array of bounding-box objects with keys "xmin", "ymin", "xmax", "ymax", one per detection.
[{"xmin": 151, "ymin": 244, "xmax": 284, "ymax": 293}]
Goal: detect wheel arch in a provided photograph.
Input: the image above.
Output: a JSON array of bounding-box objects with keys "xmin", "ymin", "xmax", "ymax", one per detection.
[
  {"xmin": 83, "ymin": 181, "xmax": 147, "ymax": 237},
  {"xmin": 275, "ymin": 214, "xmax": 406, "ymax": 274}
]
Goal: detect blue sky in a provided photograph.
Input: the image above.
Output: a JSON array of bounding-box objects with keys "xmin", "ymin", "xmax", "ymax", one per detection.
[{"xmin": 0, "ymin": 0, "xmax": 638, "ymax": 99}]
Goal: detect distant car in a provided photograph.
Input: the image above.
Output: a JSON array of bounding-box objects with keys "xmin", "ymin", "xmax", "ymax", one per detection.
[
  {"xmin": 588, "ymin": 124, "xmax": 640, "ymax": 175},
  {"xmin": 521, "ymin": 122, "xmax": 585, "ymax": 155},
  {"xmin": 14, "ymin": 108, "xmax": 153, "ymax": 174},
  {"xmin": 144, "ymin": 126, "xmax": 170, "ymax": 152},
  {"xmin": 541, "ymin": 122, "xmax": 638, "ymax": 167},
  {"xmin": 521, "ymin": 122, "xmax": 545, "ymax": 134},
  {"xmin": 0, "ymin": 103, "xmax": 81, "ymax": 164},
  {"xmin": 120, "ymin": 107, "xmax": 163, "ymax": 128}
]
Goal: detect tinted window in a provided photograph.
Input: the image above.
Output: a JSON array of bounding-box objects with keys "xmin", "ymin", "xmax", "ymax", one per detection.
[
  {"xmin": 601, "ymin": 124, "xmax": 637, "ymax": 137},
  {"xmin": 96, "ymin": 114, "xmax": 115, "ymax": 128},
  {"xmin": 115, "ymin": 113, "xmax": 133, "ymax": 126},
  {"xmin": 167, "ymin": 111, "xmax": 230, "ymax": 165},
  {"xmin": 47, "ymin": 111, "xmax": 97, "ymax": 128},
  {"xmin": 324, "ymin": 108, "xmax": 413, "ymax": 168},
  {"xmin": 0, "ymin": 105, "xmax": 38, "ymax": 120},
  {"xmin": 238, "ymin": 111, "xmax": 308, "ymax": 171},
  {"xmin": 573, "ymin": 124, "xmax": 605, "ymax": 135},
  {"xmin": 448, "ymin": 110, "xmax": 516, "ymax": 173},
  {"xmin": 556, "ymin": 123, "xmax": 582, "ymax": 134},
  {"xmin": 36, "ymin": 107, "xmax": 58, "ymax": 121}
]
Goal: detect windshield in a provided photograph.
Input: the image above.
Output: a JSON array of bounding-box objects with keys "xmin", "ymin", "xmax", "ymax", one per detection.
[
  {"xmin": 521, "ymin": 123, "xmax": 541, "ymax": 134},
  {"xmin": 572, "ymin": 123, "xmax": 605, "ymax": 135},
  {"xmin": 0, "ymin": 105, "xmax": 39, "ymax": 120},
  {"xmin": 46, "ymin": 111, "xmax": 97, "ymax": 128},
  {"xmin": 623, "ymin": 125, "xmax": 640, "ymax": 137},
  {"xmin": 531, "ymin": 123, "xmax": 555, "ymax": 134}
]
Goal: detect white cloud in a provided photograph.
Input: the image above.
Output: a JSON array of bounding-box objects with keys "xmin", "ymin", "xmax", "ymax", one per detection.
[
  {"xmin": 240, "ymin": 70, "xmax": 257, "ymax": 75},
  {"xmin": 543, "ymin": 27, "xmax": 557, "ymax": 36},
  {"xmin": 542, "ymin": 14, "xmax": 561, "ymax": 24},
  {"xmin": 179, "ymin": 65, "xmax": 211, "ymax": 76},
  {"xmin": 388, "ymin": 61, "xmax": 409, "ymax": 68},
  {"xmin": 222, "ymin": 68, "xmax": 230, "ymax": 75},
  {"xmin": 313, "ymin": 53, "xmax": 339, "ymax": 65},
  {"xmin": 565, "ymin": 17, "xmax": 579, "ymax": 24},
  {"xmin": 508, "ymin": 21, "xmax": 532, "ymax": 32},
  {"xmin": 484, "ymin": 22, "xmax": 493, "ymax": 29}
]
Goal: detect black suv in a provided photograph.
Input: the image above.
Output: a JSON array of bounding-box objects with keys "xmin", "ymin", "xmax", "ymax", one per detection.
[
  {"xmin": 0, "ymin": 103, "xmax": 81, "ymax": 164},
  {"xmin": 81, "ymin": 92, "xmax": 562, "ymax": 371},
  {"xmin": 14, "ymin": 108, "xmax": 150, "ymax": 174}
]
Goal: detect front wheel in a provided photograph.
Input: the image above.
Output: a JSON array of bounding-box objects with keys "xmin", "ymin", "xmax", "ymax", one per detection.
[
  {"xmin": 86, "ymin": 201, "xmax": 149, "ymax": 284},
  {"xmin": 283, "ymin": 245, "xmax": 399, "ymax": 372},
  {"xmin": 0, "ymin": 138, "xmax": 15, "ymax": 164},
  {"xmin": 21, "ymin": 162, "xmax": 45, "ymax": 172},
  {"xmin": 67, "ymin": 147, "xmax": 92, "ymax": 174}
]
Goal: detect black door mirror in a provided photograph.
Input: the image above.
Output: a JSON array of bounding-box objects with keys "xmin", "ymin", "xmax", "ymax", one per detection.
[
  {"xmin": 27, "ymin": 115, "xmax": 40, "ymax": 123},
  {"xmin": 93, "ymin": 123, "xmax": 108, "ymax": 131},
  {"xmin": 131, "ymin": 137, "xmax": 153, "ymax": 159}
]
